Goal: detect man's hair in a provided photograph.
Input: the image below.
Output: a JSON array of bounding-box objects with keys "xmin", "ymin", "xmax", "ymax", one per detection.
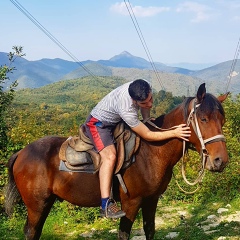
[{"xmin": 128, "ymin": 79, "xmax": 151, "ymax": 101}]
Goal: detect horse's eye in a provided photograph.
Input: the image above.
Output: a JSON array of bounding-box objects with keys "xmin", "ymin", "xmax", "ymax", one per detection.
[{"xmin": 201, "ymin": 118, "xmax": 208, "ymax": 123}]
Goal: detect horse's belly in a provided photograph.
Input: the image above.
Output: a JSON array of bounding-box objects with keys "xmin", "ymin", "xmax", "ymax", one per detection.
[{"xmin": 53, "ymin": 171, "xmax": 101, "ymax": 207}]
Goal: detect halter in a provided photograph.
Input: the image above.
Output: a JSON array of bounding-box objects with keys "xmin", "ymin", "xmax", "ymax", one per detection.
[
  {"xmin": 145, "ymin": 97, "xmax": 226, "ymax": 194},
  {"xmin": 178, "ymin": 98, "xmax": 226, "ymax": 193}
]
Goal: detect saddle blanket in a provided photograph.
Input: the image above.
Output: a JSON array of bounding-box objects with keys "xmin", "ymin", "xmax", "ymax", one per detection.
[{"xmin": 59, "ymin": 160, "xmax": 95, "ymax": 173}]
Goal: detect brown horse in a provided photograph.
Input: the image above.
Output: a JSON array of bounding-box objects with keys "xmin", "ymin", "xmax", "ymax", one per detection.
[{"xmin": 5, "ymin": 83, "xmax": 229, "ymax": 240}]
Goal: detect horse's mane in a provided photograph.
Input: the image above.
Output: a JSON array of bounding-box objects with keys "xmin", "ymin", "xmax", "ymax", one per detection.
[
  {"xmin": 183, "ymin": 93, "xmax": 225, "ymax": 121},
  {"xmin": 153, "ymin": 93, "xmax": 225, "ymax": 128}
]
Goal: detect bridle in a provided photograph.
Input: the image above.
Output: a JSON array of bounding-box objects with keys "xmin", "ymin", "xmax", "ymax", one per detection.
[
  {"xmin": 177, "ymin": 98, "xmax": 226, "ymax": 193},
  {"xmin": 144, "ymin": 97, "xmax": 226, "ymax": 194}
]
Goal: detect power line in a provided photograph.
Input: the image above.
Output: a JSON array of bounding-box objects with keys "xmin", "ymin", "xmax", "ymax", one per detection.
[
  {"xmin": 10, "ymin": 0, "xmax": 98, "ymax": 79},
  {"xmin": 124, "ymin": 0, "xmax": 166, "ymax": 91},
  {"xmin": 225, "ymin": 37, "xmax": 240, "ymax": 93}
]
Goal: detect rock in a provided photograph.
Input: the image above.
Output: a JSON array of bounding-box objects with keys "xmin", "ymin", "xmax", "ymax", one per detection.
[
  {"xmin": 225, "ymin": 211, "xmax": 240, "ymax": 222},
  {"xmin": 132, "ymin": 229, "xmax": 144, "ymax": 235},
  {"xmin": 131, "ymin": 236, "xmax": 145, "ymax": 240},
  {"xmin": 165, "ymin": 232, "xmax": 179, "ymax": 239},
  {"xmin": 205, "ymin": 229, "xmax": 219, "ymax": 234},
  {"xmin": 207, "ymin": 214, "xmax": 218, "ymax": 221},
  {"xmin": 80, "ymin": 232, "xmax": 93, "ymax": 238},
  {"xmin": 217, "ymin": 208, "xmax": 229, "ymax": 214},
  {"xmin": 177, "ymin": 210, "xmax": 188, "ymax": 216}
]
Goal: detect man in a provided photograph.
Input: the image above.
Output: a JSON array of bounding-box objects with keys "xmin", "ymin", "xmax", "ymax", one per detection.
[{"xmin": 84, "ymin": 79, "xmax": 191, "ymax": 218}]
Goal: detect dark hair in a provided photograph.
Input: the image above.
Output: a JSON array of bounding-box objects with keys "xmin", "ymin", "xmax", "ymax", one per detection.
[{"xmin": 128, "ymin": 79, "xmax": 151, "ymax": 101}]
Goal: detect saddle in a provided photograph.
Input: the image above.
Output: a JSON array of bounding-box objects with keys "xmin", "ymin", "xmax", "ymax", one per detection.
[{"xmin": 59, "ymin": 122, "xmax": 141, "ymax": 175}]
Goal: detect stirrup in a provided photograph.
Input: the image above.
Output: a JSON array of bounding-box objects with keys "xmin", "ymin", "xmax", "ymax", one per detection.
[{"xmin": 101, "ymin": 199, "xmax": 126, "ymax": 219}]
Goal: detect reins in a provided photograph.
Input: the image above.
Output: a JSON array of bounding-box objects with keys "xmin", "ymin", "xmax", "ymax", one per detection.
[{"xmin": 144, "ymin": 98, "xmax": 226, "ymax": 194}]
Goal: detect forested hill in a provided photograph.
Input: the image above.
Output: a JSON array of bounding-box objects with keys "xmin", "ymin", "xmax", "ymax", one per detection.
[
  {"xmin": 11, "ymin": 76, "xmax": 189, "ymax": 136},
  {"xmin": 60, "ymin": 65, "xmax": 203, "ymax": 97},
  {"xmin": 13, "ymin": 76, "xmax": 128, "ymax": 108},
  {"xmin": 1, "ymin": 51, "xmax": 240, "ymax": 95}
]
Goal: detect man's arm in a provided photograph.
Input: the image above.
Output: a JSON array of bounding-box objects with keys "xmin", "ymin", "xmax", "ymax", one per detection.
[{"xmin": 131, "ymin": 121, "xmax": 191, "ymax": 142}]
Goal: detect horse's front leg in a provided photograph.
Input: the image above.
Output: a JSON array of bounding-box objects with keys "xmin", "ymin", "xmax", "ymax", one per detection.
[
  {"xmin": 118, "ymin": 198, "xmax": 142, "ymax": 240},
  {"xmin": 141, "ymin": 196, "xmax": 159, "ymax": 240}
]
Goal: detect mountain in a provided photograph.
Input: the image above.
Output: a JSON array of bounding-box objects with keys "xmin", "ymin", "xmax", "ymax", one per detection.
[
  {"xmin": 190, "ymin": 60, "xmax": 240, "ymax": 95},
  {"xmin": 61, "ymin": 62, "xmax": 112, "ymax": 80},
  {"xmin": 0, "ymin": 52, "xmax": 79, "ymax": 88},
  {"xmin": 1, "ymin": 51, "xmax": 193, "ymax": 90},
  {"xmin": 1, "ymin": 51, "xmax": 239, "ymax": 95},
  {"xmin": 166, "ymin": 62, "xmax": 217, "ymax": 70},
  {"xmin": 60, "ymin": 65, "xmax": 202, "ymax": 96},
  {"xmin": 96, "ymin": 51, "xmax": 193, "ymax": 74}
]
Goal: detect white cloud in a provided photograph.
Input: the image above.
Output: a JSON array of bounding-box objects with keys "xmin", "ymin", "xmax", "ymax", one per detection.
[
  {"xmin": 110, "ymin": 2, "xmax": 170, "ymax": 17},
  {"xmin": 176, "ymin": 1, "xmax": 212, "ymax": 23}
]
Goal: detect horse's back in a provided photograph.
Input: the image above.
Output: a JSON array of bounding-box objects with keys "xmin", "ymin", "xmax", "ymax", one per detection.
[{"xmin": 22, "ymin": 135, "xmax": 67, "ymax": 158}]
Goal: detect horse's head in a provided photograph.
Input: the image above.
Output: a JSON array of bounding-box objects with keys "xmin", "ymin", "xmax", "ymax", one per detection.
[{"xmin": 186, "ymin": 83, "xmax": 229, "ymax": 172}]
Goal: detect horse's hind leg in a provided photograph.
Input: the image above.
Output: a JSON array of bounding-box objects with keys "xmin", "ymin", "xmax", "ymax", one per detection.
[
  {"xmin": 24, "ymin": 195, "xmax": 56, "ymax": 240},
  {"xmin": 141, "ymin": 197, "xmax": 159, "ymax": 240}
]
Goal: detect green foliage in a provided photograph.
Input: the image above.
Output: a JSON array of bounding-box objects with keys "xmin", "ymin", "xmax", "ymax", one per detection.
[
  {"xmin": 0, "ymin": 46, "xmax": 26, "ymax": 207},
  {"xmin": 0, "ymin": 73, "xmax": 240, "ymax": 239},
  {"xmin": 153, "ymin": 90, "xmax": 184, "ymax": 115},
  {"xmin": 0, "ymin": 46, "xmax": 25, "ymax": 150},
  {"xmin": 13, "ymin": 76, "xmax": 127, "ymax": 106},
  {"xmin": 1, "ymin": 198, "xmax": 239, "ymax": 239}
]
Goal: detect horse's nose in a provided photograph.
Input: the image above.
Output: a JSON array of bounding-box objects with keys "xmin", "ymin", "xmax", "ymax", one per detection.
[{"xmin": 214, "ymin": 157, "xmax": 223, "ymax": 169}]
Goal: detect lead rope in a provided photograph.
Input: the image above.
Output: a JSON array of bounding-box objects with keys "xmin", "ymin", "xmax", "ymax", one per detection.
[
  {"xmin": 144, "ymin": 116, "xmax": 204, "ymax": 194},
  {"xmin": 180, "ymin": 101, "xmax": 206, "ymax": 187},
  {"xmin": 173, "ymin": 102, "xmax": 205, "ymax": 194}
]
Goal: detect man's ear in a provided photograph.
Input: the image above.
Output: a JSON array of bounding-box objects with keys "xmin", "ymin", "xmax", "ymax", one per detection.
[{"xmin": 131, "ymin": 98, "xmax": 137, "ymax": 105}]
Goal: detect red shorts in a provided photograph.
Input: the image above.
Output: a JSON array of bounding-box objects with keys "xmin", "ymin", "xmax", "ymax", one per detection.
[{"xmin": 84, "ymin": 115, "xmax": 115, "ymax": 152}]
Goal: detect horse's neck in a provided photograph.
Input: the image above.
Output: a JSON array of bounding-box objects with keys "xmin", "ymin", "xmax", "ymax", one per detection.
[
  {"xmin": 156, "ymin": 106, "xmax": 184, "ymax": 128},
  {"xmin": 144, "ymin": 105, "xmax": 184, "ymax": 169}
]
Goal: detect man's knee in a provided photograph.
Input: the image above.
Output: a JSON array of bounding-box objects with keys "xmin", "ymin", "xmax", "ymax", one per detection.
[{"xmin": 100, "ymin": 146, "xmax": 116, "ymax": 163}]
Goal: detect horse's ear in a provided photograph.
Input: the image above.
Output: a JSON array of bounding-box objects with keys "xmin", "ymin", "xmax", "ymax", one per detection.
[
  {"xmin": 196, "ymin": 83, "xmax": 206, "ymax": 103},
  {"xmin": 218, "ymin": 92, "xmax": 230, "ymax": 103}
]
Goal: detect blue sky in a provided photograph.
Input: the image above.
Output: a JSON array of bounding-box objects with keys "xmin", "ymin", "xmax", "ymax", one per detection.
[{"xmin": 1, "ymin": 0, "xmax": 240, "ymax": 65}]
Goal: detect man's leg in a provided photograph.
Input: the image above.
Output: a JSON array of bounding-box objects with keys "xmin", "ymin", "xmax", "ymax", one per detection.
[
  {"xmin": 99, "ymin": 144, "xmax": 116, "ymax": 199},
  {"xmin": 84, "ymin": 116, "xmax": 125, "ymax": 218},
  {"xmin": 99, "ymin": 145, "xmax": 126, "ymax": 218}
]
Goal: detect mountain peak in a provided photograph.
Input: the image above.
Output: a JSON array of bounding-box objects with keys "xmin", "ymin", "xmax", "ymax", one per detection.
[
  {"xmin": 109, "ymin": 51, "xmax": 134, "ymax": 61},
  {"xmin": 119, "ymin": 51, "xmax": 133, "ymax": 57}
]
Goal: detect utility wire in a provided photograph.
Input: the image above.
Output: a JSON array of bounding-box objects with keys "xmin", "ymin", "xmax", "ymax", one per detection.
[
  {"xmin": 225, "ymin": 37, "xmax": 240, "ymax": 93},
  {"xmin": 10, "ymin": 0, "xmax": 98, "ymax": 79},
  {"xmin": 124, "ymin": 0, "xmax": 165, "ymax": 91}
]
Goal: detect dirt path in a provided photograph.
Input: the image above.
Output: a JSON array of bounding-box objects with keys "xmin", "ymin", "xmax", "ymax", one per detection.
[{"xmin": 130, "ymin": 204, "xmax": 240, "ymax": 240}]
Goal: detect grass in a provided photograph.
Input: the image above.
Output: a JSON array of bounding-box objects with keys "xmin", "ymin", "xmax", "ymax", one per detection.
[{"xmin": 0, "ymin": 197, "xmax": 239, "ymax": 239}]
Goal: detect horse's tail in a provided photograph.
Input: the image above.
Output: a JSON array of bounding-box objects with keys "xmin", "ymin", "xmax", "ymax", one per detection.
[{"xmin": 4, "ymin": 151, "xmax": 21, "ymax": 216}]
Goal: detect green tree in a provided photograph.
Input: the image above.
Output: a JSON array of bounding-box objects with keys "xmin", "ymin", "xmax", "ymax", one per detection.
[
  {"xmin": 0, "ymin": 46, "xmax": 25, "ymax": 207},
  {"xmin": 0, "ymin": 46, "xmax": 25, "ymax": 151}
]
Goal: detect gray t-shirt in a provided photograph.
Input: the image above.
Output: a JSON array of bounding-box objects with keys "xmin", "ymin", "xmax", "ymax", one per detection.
[{"xmin": 90, "ymin": 82, "xmax": 141, "ymax": 128}]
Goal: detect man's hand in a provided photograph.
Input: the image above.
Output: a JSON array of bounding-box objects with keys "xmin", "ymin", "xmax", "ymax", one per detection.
[{"xmin": 174, "ymin": 124, "xmax": 191, "ymax": 141}]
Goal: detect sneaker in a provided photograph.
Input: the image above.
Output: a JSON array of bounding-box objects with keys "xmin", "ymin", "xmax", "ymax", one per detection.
[
  {"xmin": 99, "ymin": 208, "xmax": 106, "ymax": 218},
  {"xmin": 100, "ymin": 200, "xmax": 126, "ymax": 219}
]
